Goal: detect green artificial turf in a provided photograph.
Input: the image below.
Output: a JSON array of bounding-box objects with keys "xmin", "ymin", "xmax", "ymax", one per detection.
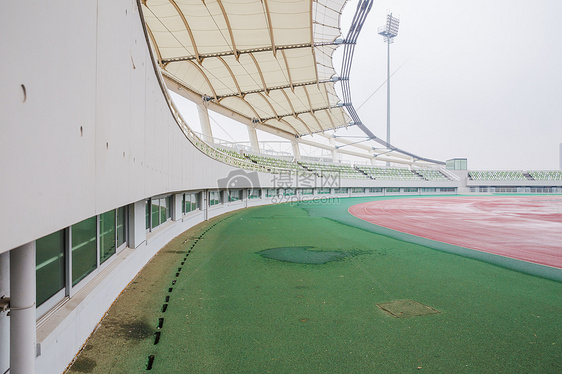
[{"xmin": 68, "ymin": 196, "xmax": 562, "ymax": 374}]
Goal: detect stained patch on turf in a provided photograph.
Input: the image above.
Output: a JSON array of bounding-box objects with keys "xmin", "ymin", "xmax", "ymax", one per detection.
[
  {"xmin": 258, "ymin": 246, "xmax": 348, "ymax": 264},
  {"xmin": 377, "ymin": 299, "xmax": 440, "ymax": 318},
  {"xmin": 70, "ymin": 356, "xmax": 97, "ymax": 373},
  {"xmin": 101, "ymin": 319, "xmax": 154, "ymax": 341}
]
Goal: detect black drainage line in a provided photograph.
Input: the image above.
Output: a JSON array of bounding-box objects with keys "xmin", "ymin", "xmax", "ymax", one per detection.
[
  {"xmin": 146, "ymin": 355, "xmax": 155, "ymax": 370},
  {"xmin": 145, "ymin": 214, "xmax": 236, "ymax": 371}
]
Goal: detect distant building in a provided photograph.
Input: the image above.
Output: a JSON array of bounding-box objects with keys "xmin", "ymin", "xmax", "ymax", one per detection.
[{"xmin": 446, "ymin": 158, "xmax": 467, "ymax": 170}]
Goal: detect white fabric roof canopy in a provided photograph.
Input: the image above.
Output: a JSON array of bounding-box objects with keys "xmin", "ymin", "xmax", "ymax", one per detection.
[{"xmin": 142, "ymin": 0, "xmax": 350, "ymax": 137}]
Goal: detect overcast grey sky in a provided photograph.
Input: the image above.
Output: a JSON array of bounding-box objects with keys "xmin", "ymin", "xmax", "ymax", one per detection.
[
  {"xmin": 336, "ymin": 0, "xmax": 562, "ymax": 170},
  {"xmin": 172, "ymin": 0, "xmax": 562, "ymax": 170}
]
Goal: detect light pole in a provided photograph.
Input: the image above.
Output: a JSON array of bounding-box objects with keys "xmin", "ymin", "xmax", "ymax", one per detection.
[{"xmin": 378, "ymin": 13, "xmax": 400, "ymax": 164}]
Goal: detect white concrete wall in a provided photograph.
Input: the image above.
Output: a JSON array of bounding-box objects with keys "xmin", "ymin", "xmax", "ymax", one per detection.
[
  {"xmin": 0, "ymin": 0, "xmax": 238, "ymax": 255},
  {"xmin": 0, "ymin": 252, "xmax": 9, "ymax": 372}
]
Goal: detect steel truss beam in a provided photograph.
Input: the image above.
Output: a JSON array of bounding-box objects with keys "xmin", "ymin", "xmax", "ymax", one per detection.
[{"xmin": 161, "ymin": 41, "xmax": 350, "ymax": 64}]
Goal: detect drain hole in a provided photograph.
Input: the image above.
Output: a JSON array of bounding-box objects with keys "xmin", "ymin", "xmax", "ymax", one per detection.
[
  {"xmin": 158, "ymin": 318, "xmax": 164, "ymax": 329},
  {"xmin": 154, "ymin": 332, "xmax": 161, "ymax": 345},
  {"xmin": 162, "ymin": 304, "xmax": 168, "ymax": 313},
  {"xmin": 168, "ymin": 288, "xmax": 173, "ymax": 293},
  {"xmin": 165, "ymin": 296, "xmax": 170, "ymax": 302},
  {"xmin": 172, "ymin": 280, "xmax": 176, "ymax": 285},
  {"xmin": 181, "ymin": 261, "xmax": 185, "ymax": 265},
  {"xmin": 175, "ymin": 273, "xmax": 180, "ymax": 277},
  {"xmin": 178, "ymin": 267, "xmax": 182, "ymax": 272},
  {"xmin": 147, "ymin": 355, "xmax": 155, "ymax": 370}
]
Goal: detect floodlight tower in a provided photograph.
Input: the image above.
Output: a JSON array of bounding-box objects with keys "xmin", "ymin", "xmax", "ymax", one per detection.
[{"xmin": 378, "ymin": 12, "xmax": 400, "ymax": 155}]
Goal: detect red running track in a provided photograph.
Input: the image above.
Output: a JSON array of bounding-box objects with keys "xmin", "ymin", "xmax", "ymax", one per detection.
[{"xmin": 349, "ymin": 196, "xmax": 562, "ymax": 268}]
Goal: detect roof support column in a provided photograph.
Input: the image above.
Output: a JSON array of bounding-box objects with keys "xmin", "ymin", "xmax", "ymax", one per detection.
[
  {"xmin": 328, "ymin": 137, "xmax": 338, "ymax": 163},
  {"xmin": 370, "ymin": 150, "xmax": 377, "ymax": 165},
  {"xmin": 197, "ymin": 103, "xmax": 214, "ymax": 144},
  {"xmin": 291, "ymin": 139, "xmax": 301, "ymax": 160},
  {"xmin": 10, "ymin": 241, "xmax": 36, "ymax": 374},
  {"xmin": 248, "ymin": 125, "xmax": 260, "ymax": 153},
  {"xmin": 128, "ymin": 200, "xmax": 146, "ymax": 249}
]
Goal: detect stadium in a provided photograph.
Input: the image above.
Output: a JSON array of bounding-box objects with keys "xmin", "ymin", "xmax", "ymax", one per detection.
[{"xmin": 0, "ymin": 1, "xmax": 561, "ymax": 373}]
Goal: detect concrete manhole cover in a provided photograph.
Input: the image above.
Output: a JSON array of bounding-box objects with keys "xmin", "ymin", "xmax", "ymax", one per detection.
[{"xmin": 377, "ymin": 299, "xmax": 440, "ymax": 318}]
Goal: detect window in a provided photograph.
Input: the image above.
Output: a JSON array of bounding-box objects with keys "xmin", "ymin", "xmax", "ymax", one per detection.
[
  {"xmin": 422, "ymin": 188, "xmax": 436, "ymax": 192},
  {"xmin": 300, "ymin": 188, "xmax": 313, "ymax": 195},
  {"xmin": 183, "ymin": 192, "xmax": 200, "ymax": 213},
  {"xmin": 210, "ymin": 191, "xmax": 221, "ymax": 206},
  {"xmin": 228, "ymin": 189, "xmax": 242, "ymax": 202},
  {"xmin": 334, "ymin": 188, "xmax": 348, "ymax": 194},
  {"xmin": 317, "ymin": 188, "xmax": 330, "ymax": 194},
  {"xmin": 149, "ymin": 196, "xmax": 172, "ymax": 230},
  {"xmin": 151, "ymin": 199, "xmax": 160, "ymax": 229},
  {"xmin": 266, "ymin": 189, "xmax": 277, "ymax": 197},
  {"xmin": 282, "ymin": 188, "xmax": 295, "ymax": 196},
  {"xmin": 531, "ymin": 187, "xmax": 553, "ymax": 193},
  {"xmin": 160, "ymin": 198, "xmax": 168, "ymax": 224},
  {"xmin": 351, "ymin": 188, "xmax": 364, "ymax": 194},
  {"xmin": 116, "ymin": 206, "xmax": 126, "ymax": 247},
  {"xmin": 403, "ymin": 188, "xmax": 418, "ymax": 193},
  {"xmin": 100, "ymin": 207, "xmax": 127, "ymax": 263},
  {"xmin": 36, "ymin": 230, "xmax": 65, "ymax": 306},
  {"xmin": 191, "ymin": 193, "xmax": 199, "ymax": 210},
  {"xmin": 71, "ymin": 217, "xmax": 97, "ymax": 286},
  {"xmin": 166, "ymin": 196, "xmax": 172, "ymax": 219},
  {"xmin": 496, "ymin": 187, "xmax": 518, "ymax": 193},
  {"xmin": 446, "ymin": 158, "xmax": 467, "ymax": 170},
  {"xmin": 248, "ymin": 189, "xmax": 261, "ymax": 199},
  {"xmin": 367, "ymin": 188, "xmax": 382, "ymax": 193},
  {"xmin": 100, "ymin": 210, "xmax": 116, "ymax": 264},
  {"xmin": 385, "ymin": 187, "xmax": 400, "ymax": 193},
  {"xmin": 37, "ymin": 206, "xmax": 129, "ymax": 303},
  {"xmin": 145, "ymin": 200, "xmax": 150, "ymax": 230}
]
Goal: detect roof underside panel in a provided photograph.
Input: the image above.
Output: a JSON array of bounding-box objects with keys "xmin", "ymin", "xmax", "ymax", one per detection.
[
  {"xmin": 268, "ymin": 0, "xmax": 311, "ymax": 46},
  {"xmin": 143, "ymin": 0, "xmax": 349, "ymax": 137},
  {"xmin": 313, "ymin": 0, "xmax": 344, "ymax": 43}
]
